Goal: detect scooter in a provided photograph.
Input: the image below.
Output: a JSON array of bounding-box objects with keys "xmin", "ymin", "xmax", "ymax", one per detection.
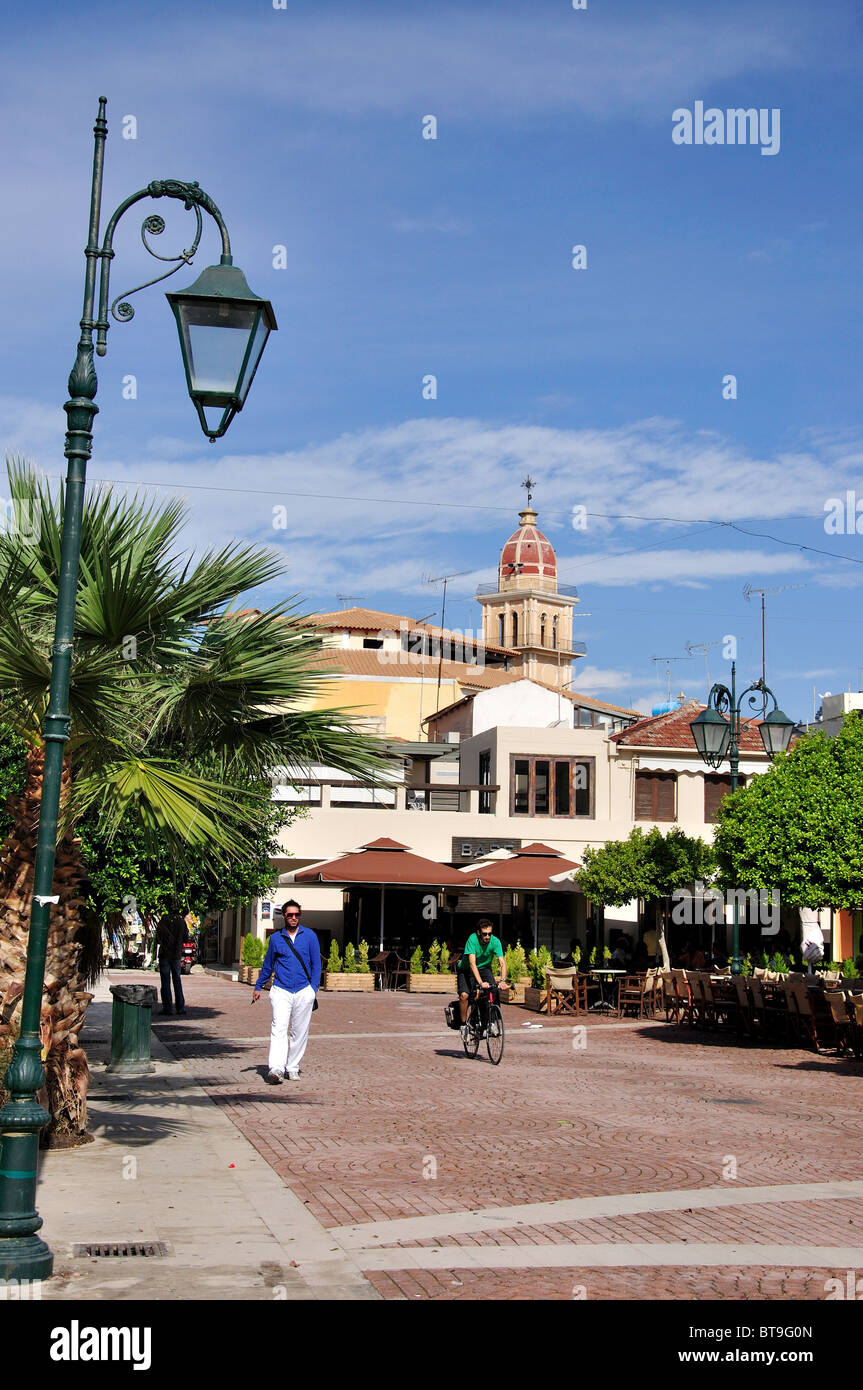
[{"xmin": 180, "ymin": 938, "xmax": 198, "ymax": 975}]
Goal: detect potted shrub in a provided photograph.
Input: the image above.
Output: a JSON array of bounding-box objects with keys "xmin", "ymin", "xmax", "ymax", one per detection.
[
  {"xmin": 241, "ymin": 933, "xmax": 261, "ymax": 984},
  {"xmin": 409, "ymin": 940, "xmax": 457, "ymax": 993},
  {"xmin": 500, "ymin": 942, "xmax": 530, "ymax": 1004},
  {"xmin": 322, "ymin": 938, "xmax": 375, "ymax": 991},
  {"xmin": 524, "ymin": 946, "xmax": 552, "ymax": 1012}
]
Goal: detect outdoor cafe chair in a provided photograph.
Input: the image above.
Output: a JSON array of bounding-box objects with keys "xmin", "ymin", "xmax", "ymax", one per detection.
[
  {"xmin": 661, "ymin": 971, "xmax": 680, "ymax": 1023},
  {"xmin": 825, "ymin": 991, "xmax": 853, "ymax": 1056},
  {"xmin": 370, "ymin": 949, "xmax": 393, "ymax": 990},
  {"xmin": 672, "ymin": 969, "xmax": 696, "ymax": 1026},
  {"xmin": 546, "ymin": 967, "xmax": 585, "ymax": 1016},
  {"xmin": 851, "ymin": 995, "xmax": 863, "ymax": 1058},
  {"xmin": 747, "ymin": 976, "xmax": 769, "ymax": 1036},
  {"xmin": 643, "ymin": 967, "xmax": 663, "ymax": 1018},
  {"xmin": 388, "ymin": 954, "xmax": 410, "ymax": 991},
  {"xmin": 685, "ymin": 970, "xmax": 708, "ymax": 1027},
  {"xmin": 787, "ymin": 980, "xmax": 820, "ymax": 1051},
  {"xmin": 733, "ymin": 973, "xmax": 754, "ymax": 1040},
  {"xmin": 617, "ymin": 970, "xmax": 658, "ymax": 1020}
]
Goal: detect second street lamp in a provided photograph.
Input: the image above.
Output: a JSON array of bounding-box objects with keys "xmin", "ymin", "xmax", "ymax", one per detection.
[
  {"xmin": 689, "ymin": 661, "xmax": 794, "ymax": 975},
  {"xmin": 0, "ymin": 97, "xmax": 276, "ymax": 1283}
]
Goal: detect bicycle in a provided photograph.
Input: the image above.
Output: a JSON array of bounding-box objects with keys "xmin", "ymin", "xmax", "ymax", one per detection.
[{"xmin": 462, "ymin": 983, "xmax": 505, "ymax": 1065}]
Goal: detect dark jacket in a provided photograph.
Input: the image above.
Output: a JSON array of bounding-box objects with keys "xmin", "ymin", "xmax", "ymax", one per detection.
[{"xmin": 156, "ymin": 917, "xmax": 189, "ymax": 963}]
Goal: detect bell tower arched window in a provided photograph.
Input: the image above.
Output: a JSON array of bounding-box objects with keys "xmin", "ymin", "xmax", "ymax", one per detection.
[
  {"xmin": 552, "ymin": 616, "xmax": 558, "ymax": 650},
  {"xmin": 540, "ymin": 613, "xmax": 547, "ymax": 647},
  {"xmin": 511, "ymin": 611, "xmax": 518, "ymax": 645},
  {"xmin": 498, "ymin": 614, "xmax": 505, "ymax": 646}
]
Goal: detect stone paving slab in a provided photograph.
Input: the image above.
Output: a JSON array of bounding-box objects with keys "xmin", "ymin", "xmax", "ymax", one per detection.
[
  {"xmin": 33, "ymin": 981, "xmax": 378, "ymax": 1301},
  {"xmin": 126, "ymin": 970, "xmax": 863, "ymax": 1300}
]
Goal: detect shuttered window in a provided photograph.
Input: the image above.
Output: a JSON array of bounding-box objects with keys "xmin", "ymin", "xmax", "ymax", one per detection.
[
  {"xmin": 634, "ymin": 771, "xmax": 676, "ymax": 821},
  {"xmin": 704, "ymin": 773, "xmax": 744, "ymax": 823}
]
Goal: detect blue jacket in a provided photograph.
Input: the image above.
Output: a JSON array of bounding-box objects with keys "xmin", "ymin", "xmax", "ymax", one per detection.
[{"xmin": 256, "ymin": 925, "xmax": 321, "ymax": 994}]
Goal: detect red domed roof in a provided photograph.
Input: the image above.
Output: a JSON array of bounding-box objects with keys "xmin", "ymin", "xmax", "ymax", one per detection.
[{"xmin": 499, "ymin": 507, "xmax": 557, "ymax": 587}]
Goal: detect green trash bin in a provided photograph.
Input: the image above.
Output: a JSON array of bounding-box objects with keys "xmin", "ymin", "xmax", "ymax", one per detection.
[{"xmin": 105, "ymin": 983, "xmax": 158, "ymax": 1076}]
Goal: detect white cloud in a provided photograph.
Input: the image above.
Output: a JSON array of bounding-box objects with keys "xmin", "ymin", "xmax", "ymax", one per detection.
[{"xmin": 4, "ymin": 406, "xmax": 858, "ymax": 602}]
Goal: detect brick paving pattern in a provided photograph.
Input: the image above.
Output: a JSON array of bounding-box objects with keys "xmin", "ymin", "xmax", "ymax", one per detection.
[{"xmin": 123, "ymin": 972, "xmax": 863, "ymax": 1300}]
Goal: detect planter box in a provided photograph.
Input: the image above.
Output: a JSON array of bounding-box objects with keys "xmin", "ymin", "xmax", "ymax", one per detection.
[
  {"xmin": 239, "ymin": 965, "xmax": 255, "ymax": 984},
  {"xmin": 523, "ymin": 986, "xmax": 549, "ymax": 1013},
  {"xmin": 501, "ymin": 976, "xmax": 532, "ymax": 1005},
  {"xmin": 322, "ymin": 972, "xmax": 375, "ymax": 992},
  {"xmin": 408, "ymin": 973, "xmax": 458, "ymax": 994}
]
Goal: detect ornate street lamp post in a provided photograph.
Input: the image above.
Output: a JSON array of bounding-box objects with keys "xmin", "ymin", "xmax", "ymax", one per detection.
[
  {"xmin": 689, "ymin": 661, "xmax": 794, "ymax": 975},
  {"xmin": 0, "ymin": 98, "xmax": 276, "ymax": 1281}
]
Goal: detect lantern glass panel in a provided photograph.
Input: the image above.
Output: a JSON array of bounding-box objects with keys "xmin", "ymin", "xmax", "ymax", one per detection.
[{"xmin": 176, "ymin": 300, "xmax": 258, "ymax": 397}]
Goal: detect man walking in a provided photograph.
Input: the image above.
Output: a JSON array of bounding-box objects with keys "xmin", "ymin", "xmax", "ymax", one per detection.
[
  {"xmin": 253, "ymin": 900, "xmax": 320, "ymax": 1083},
  {"xmin": 155, "ymin": 915, "xmax": 189, "ymax": 1016}
]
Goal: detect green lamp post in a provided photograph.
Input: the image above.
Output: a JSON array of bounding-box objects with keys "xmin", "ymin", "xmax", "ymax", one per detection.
[
  {"xmin": 689, "ymin": 662, "xmax": 794, "ymax": 974},
  {"xmin": 0, "ymin": 98, "xmax": 276, "ymax": 1282}
]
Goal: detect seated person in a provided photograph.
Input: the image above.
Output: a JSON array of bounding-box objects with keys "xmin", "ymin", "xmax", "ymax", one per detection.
[{"xmin": 456, "ymin": 919, "xmax": 506, "ymax": 1041}]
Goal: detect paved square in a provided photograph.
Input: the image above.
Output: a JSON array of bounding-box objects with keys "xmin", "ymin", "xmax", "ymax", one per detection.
[{"xmin": 147, "ymin": 975, "xmax": 863, "ymax": 1300}]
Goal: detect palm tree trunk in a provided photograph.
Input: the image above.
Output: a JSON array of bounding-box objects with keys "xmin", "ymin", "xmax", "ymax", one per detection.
[{"xmin": 0, "ymin": 744, "xmax": 93, "ymax": 1145}]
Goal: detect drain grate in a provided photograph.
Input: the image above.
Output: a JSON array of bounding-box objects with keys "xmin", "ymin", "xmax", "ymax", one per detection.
[{"xmin": 73, "ymin": 1241, "xmax": 169, "ymax": 1258}]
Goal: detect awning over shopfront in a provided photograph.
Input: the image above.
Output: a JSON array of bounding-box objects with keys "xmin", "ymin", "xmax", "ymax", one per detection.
[
  {"xmin": 467, "ymin": 842, "xmax": 580, "ymax": 891},
  {"xmin": 294, "ymin": 838, "xmax": 468, "ymax": 950}
]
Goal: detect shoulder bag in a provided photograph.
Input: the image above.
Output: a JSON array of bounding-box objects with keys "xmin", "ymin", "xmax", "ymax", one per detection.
[{"xmin": 282, "ymin": 931, "xmax": 319, "ymax": 1010}]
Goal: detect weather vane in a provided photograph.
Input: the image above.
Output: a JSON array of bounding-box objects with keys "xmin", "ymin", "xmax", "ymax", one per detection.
[{"xmin": 522, "ymin": 475, "xmax": 536, "ymax": 507}]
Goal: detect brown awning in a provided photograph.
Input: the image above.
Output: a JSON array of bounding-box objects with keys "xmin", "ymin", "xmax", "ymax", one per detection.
[
  {"xmin": 294, "ymin": 837, "xmax": 468, "ymax": 887},
  {"xmin": 471, "ymin": 842, "xmax": 580, "ymax": 891}
]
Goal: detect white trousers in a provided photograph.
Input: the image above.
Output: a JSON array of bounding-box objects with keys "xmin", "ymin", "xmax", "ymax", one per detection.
[{"xmin": 268, "ymin": 984, "xmax": 316, "ymax": 1073}]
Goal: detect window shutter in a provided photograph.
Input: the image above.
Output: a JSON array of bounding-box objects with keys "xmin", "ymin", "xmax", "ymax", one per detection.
[
  {"xmin": 635, "ymin": 772, "xmax": 654, "ymax": 820},
  {"xmin": 655, "ymin": 773, "xmax": 676, "ymax": 821}
]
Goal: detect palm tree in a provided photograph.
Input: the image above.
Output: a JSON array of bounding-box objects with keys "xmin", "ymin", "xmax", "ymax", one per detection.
[{"xmin": 0, "ymin": 458, "xmax": 389, "ymax": 1141}]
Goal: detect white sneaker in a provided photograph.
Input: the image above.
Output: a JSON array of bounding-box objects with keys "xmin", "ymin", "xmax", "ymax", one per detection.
[
  {"xmin": 460, "ymin": 1024, "xmax": 469, "ymax": 1042},
  {"xmin": 287, "ymin": 1069, "xmax": 300, "ymax": 1080}
]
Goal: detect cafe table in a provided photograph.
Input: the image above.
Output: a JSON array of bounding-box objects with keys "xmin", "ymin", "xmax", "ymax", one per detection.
[{"xmin": 590, "ymin": 968, "xmax": 626, "ymax": 1013}]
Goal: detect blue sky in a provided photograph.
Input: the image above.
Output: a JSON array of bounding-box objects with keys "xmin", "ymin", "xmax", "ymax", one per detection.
[{"xmin": 2, "ymin": 0, "xmax": 863, "ymax": 717}]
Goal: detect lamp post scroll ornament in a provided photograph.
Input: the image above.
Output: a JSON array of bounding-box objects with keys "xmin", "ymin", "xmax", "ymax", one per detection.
[{"xmin": 0, "ymin": 97, "xmax": 276, "ymax": 1281}]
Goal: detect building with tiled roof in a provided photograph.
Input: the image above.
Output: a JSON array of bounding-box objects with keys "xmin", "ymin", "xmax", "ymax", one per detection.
[{"xmin": 612, "ymin": 699, "xmax": 769, "ymax": 754}]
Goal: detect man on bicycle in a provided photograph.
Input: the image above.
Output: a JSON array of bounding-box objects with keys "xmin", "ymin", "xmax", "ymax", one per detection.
[{"xmin": 457, "ymin": 919, "xmax": 507, "ymax": 1042}]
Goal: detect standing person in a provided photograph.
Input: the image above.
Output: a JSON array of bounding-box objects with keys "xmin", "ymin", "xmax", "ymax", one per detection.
[
  {"xmin": 253, "ymin": 900, "xmax": 320, "ymax": 1084},
  {"xmin": 155, "ymin": 914, "xmax": 189, "ymax": 1016},
  {"xmin": 456, "ymin": 919, "xmax": 506, "ymax": 1043}
]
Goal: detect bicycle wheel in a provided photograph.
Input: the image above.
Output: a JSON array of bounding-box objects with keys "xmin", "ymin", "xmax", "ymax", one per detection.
[
  {"xmin": 485, "ymin": 1004, "xmax": 505, "ymax": 1065},
  {"xmin": 463, "ymin": 1009, "xmax": 481, "ymax": 1057}
]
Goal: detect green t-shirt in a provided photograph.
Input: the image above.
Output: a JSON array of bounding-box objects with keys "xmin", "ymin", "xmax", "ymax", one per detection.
[{"xmin": 458, "ymin": 932, "xmax": 504, "ymax": 973}]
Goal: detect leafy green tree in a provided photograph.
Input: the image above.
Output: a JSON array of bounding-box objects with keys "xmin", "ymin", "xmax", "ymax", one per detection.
[
  {"xmin": 713, "ymin": 718, "xmax": 863, "ymax": 913},
  {"xmin": 326, "ymin": 940, "xmax": 342, "ymax": 974},
  {"xmin": 578, "ymin": 827, "xmax": 716, "ymax": 969},
  {"xmin": 343, "ymin": 942, "xmax": 357, "ymax": 974},
  {"xmin": 409, "ymin": 944, "xmax": 424, "ymax": 975},
  {"xmin": 426, "ymin": 940, "xmax": 441, "ymax": 974},
  {"xmin": 0, "ymin": 720, "xmax": 28, "ymax": 845},
  {"xmin": 0, "ymin": 458, "xmax": 389, "ymax": 1141}
]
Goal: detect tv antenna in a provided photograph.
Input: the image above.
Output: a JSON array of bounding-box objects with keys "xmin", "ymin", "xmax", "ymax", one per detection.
[
  {"xmin": 744, "ymin": 582, "xmax": 807, "ymax": 708},
  {"xmin": 685, "ymin": 638, "xmax": 722, "ymax": 696},
  {"xmin": 335, "ymin": 593, "xmax": 364, "ymax": 605},
  {"xmin": 650, "ymin": 654, "xmax": 691, "ymax": 705},
  {"xmin": 425, "ymin": 569, "xmax": 476, "ymax": 710}
]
